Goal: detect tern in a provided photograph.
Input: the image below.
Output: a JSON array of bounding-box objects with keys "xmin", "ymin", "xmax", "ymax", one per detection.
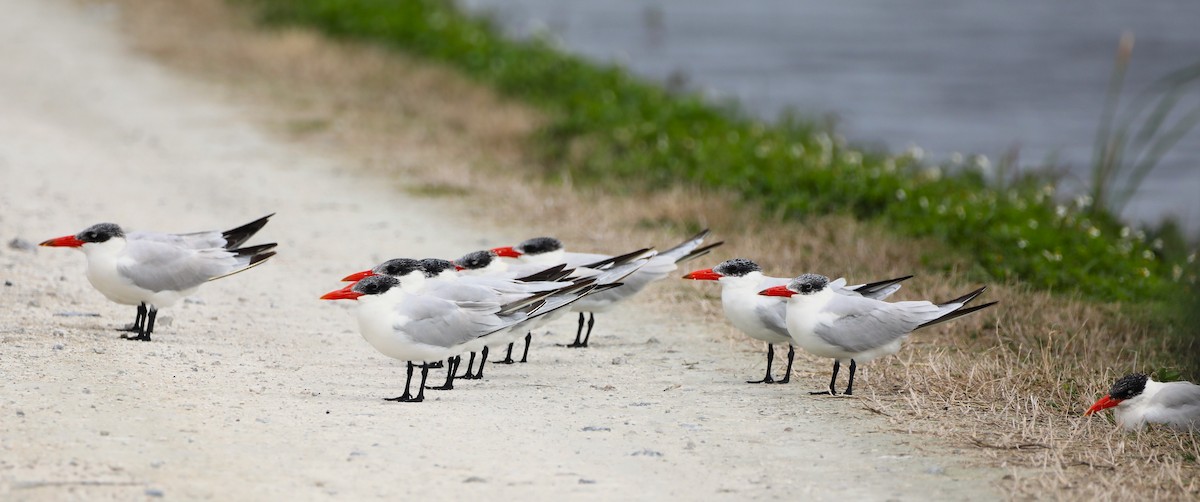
[
  {"xmin": 759, "ymin": 274, "xmax": 995, "ymax": 395},
  {"xmin": 39, "ymin": 214, "xmax": 277, "ymax": 341},
  {"xmin": 320, "ymin": 274, "xmax": 600, "ymax": 402},
  {"xmin": 1085, "ymin": 373, "xmax": 1200, "ymax": 431},
  {"xmin": 492, "ymin": 229, "xmax": 722, "ymax": 348},
  {"xmin": 455, "ymin": 248, "xmax": 651, "ymax": 360},
  {"xmin": 684, "ymin": 258, "xmax": 911, "ymax": 384},
  {"xmin": 340, "ymin": 257, "xmax": 573, "ymax": 380}
]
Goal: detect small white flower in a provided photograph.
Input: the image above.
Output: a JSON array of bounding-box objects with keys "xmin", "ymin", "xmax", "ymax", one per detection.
[
  {"xmin": 905, "ymin": 145, "xmax": 925, "ymax": 161},
  {"xmin": 1028, "ymin": 219, "xmax": 1039, "ymax": 230},
  {"xmin": 1017, "ymin": 239, "xmax": 1028, "ymax": 249},
  {"xmin": 1120, "ymin": 226, "xmax": 1131, "ymax": 239},
  {"xmin": 1056, "ymin": 205, "xmax": 1068, "ymax": 218},
  {"xmin": 895, "ymin": 189, "xmax": 907, "ymax": 201},
  {"xmin": 950, "ymin": 152, "xmax": 964, "ymax": 165},
  {"xmin": 1142, "ymin": 250, "xmax": 1155, "ymax": 260},
  {"xmin": 1088, "ymin": 227, "xmax": 1101, "ymax": 238}
]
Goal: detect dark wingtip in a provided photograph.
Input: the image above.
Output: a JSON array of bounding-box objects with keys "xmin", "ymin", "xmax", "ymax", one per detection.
[
  {"xmin": 221, "ymin": 213, "xmax": 276, "ymax": 249},
  {"xmin": 677, "ymin": 241, "xmax": 724, "ymax": 264}
]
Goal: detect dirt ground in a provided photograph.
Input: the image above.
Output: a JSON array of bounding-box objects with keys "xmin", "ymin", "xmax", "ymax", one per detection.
[{"xmin": 0, "ymin": 0, "xmax": 1005, "ymax": 499}]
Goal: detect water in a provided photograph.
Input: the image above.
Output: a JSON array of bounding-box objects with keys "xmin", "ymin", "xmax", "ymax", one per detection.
[{"xmin": 461, "ymin": 0, "xmax": 1200, "ymax": 233}]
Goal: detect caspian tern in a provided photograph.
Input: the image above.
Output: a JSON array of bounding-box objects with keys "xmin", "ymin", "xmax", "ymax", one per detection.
[
  {"xmin": 759, "ymin": 274, "xmax": 995, "ymax": 395},
  {"xmin": 39, "ymin": 214, "xmax": 277, "ymax": 341},
  {"xmin": 683, "ymin": 258, "xmax": 912, "ymax": 384},
  {"xmin": 339, "ymin": 257, "xmax": 582, "ymax": 381},
  {"xmin": 492, "ymin": 229, "xmax": 722, "ymax": 348},
  {"xmin": 320, "ymin": 273, "xmax": 601, "ymax": 402},
  {"xmin": 454, "ymin": 248, "xmax": 651, "ymax": 360},
  {"xmin": 1085, "ymin": 373, "xmax": 1200, "ymax": 431}
]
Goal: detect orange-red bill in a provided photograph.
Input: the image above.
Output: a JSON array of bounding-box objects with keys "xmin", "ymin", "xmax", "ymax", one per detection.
[
  {"xmin": 40, "ymin": 235, "xmax": 84, "ymax": 248},
  {"xmin": 320, "ymin": 285, "xmax": 362, "ymax": 301},
  {"xmin": 682, "ymin": 268, "xmax": 722, "ymax": 281},
  {"xmin": 341, "ymin": 270, "xmax": 374, "ymax": 282},
  {"xmin": 1085, "ymin": 395, "xmax": 1121, "ymax": 416},
  {"xmin": 758, "ymin": 285, "xmax": 796, "ymax": 297},
  {"xmin": 491, "ymin": 246, "xmax": 521, "ymax": 258}
]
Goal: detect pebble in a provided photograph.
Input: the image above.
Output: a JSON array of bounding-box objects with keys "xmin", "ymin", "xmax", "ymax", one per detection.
[
  {"xmin": 645, "ymin": 337, "xmax": 660, "ymax": 344},
  {"xmin": 581, "ymin": 426, "xmax": 611, "ymax": 432},
  {"xmin": 145, "ymin": 488, "xmax": 164, "ymax": 497},
  {"xmin": 630, "ymin": 449, "xmax": 663, "ymax": 457},
  {"xmin": 52, "ymin": 344, "xmax": 64, "ymax": 350},
  {"xmin": 7, "ymin": 238, "xmax": 37, "ymax": 252},
  {"xmin": 4, "ymin": 280, "xmax": 12, "ymax": 286},
  {"xmin": 463, "ymin": 476, "xmax": 486, "ymax": 483},
  {"xmin": 611, "ymin": 357, "xmax": 626, "ymax": 365},
  {"xmin": 925, "ymin": 465, "xmax": 946, "ymax": 475},
  {"xmin": 578, "ymin": 479, "xmax": 597, "ymax": 485}
]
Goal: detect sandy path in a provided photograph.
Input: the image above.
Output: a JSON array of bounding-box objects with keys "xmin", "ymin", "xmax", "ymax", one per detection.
[{"xmin": 0, "ymin": 1, "xmax": 1002, "ymax": 499}]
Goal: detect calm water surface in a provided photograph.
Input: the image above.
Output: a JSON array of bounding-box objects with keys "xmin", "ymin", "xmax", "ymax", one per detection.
[{"xmin": 462, "ymin": 0, "xmax": 1200, "ymax": 232}]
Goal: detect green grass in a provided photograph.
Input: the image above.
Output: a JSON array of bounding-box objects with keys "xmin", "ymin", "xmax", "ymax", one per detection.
[{"xmin": 244, "ymin": 0, "xmax": 1192, "ymax": 303}]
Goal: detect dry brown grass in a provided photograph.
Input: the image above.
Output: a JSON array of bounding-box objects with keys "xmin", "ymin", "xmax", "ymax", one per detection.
[{"xmin": 101, "ymin": 0, "xmax": 1199, "ymax": 497}]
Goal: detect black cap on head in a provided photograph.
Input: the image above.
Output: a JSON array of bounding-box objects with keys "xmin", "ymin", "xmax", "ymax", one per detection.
[
  {"xmin": 419, "ymin": 258, "xmax": 457, "ymax": 277},
  {"xmin": 515, "ymin": 237, "xmax": 563, "ymax": 255},
  {"xmin": 76, "ymin": 223, "xmax": 124, "ymax": 244},
  {"xmin": 713, "ymin": 258, "xmax": 761, "ymax": 277},
  {"xmin": 371, "ymin": 258, "xmax": 423, "ymax": 278},
  {"xmin": 1109, "ymin": 373, "xmax": 1149, "ymax": 400},
  {"xmin": 456, "ymin": 250, "xmax": 496, "ymax": 270},
  {"xmin": 351, "ymin": 275, "xmax": 400, "ymax": 296},
  {"xmin": 789, "ymin": 273, "xmax": 829, "ymax": 295}
]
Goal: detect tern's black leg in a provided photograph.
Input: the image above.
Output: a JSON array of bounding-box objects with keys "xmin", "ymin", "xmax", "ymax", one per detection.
[
  {"xmin": 385, "ymin": 362, "xmax": 415, "ymax": 402},
  {"xmin": 810, "ymin": 360, "xmax": 840, "ymax": 395},
  {"xmin": 581, "ymin": 313, "xmax": 596, "ymax": 347},
  {"xmin": 567, "ymin": 312, "xmax": 586, "ymax": 347},
  {"xmin": 843, "ymin": 359, "xmax": 857, "ymax": 396},
  {"xmin": 428, "ymin": 356, "xmax": 458, "ymax": 390},
  {"xmin": 408, "ymin": 363, "xmax": 430, "ymax": 402},
  {"xmin": 123, "ymin": 306, "xmax": 155, "ymax": 342},
  {"xmin": 775, "ymin": 346, "xmax": 795, "ymax": 384},
  {"xmin": 117, "ymin": 303, "xmax": 146, "ymax": 333},
  {"xmin": 469, "ymin": 346, "xmax": 489, "ymax": 379},
  {"xmin": 457, "ymin": 352, "xmax": 476, "ymax": 379},
  {"xmin": 519, "ymin": 332, "xmax": 532, "ymax": 363},
  {"xmin": 747, "ymin": 344, "xmax": 777, "ymax": 384},
  {"xmin": 496, "ymin": 342, "xmax": 516, "ymax": 364}
]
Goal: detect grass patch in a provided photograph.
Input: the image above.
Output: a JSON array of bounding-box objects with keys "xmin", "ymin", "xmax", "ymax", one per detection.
[{"xmin": 242, "ymin": 0, "xmax": 1193, "ymax": 304}]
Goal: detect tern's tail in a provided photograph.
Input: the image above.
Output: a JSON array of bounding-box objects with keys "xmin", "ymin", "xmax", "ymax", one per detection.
[
  {"xmin": 659, "ymin": 229, "xmax": 723, "ymax": 264},
  {"xmin": 209, "ymin": 243, "xmax": 278, "ymax": 282},
  {"xmin": 221, "ymin": 213, "xmax": 276, "ymax": 250},
  {"xmin": 917, "ymin": 286, "xmax": 996, "ymax": 330}
]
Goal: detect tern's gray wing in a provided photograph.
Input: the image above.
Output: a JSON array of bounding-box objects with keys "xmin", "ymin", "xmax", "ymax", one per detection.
[
  {"xmin": 128, "ymin": 230, "xmax": 226, "ymax": 250},
  {"xmin": 812, "ymin": 294, "xmax": 940, "ymax": 353},
  {"xmin": 118, "ymin": 239, "xmax": 237, "ymax": 292},
  {"xmin": 754, "ymin": 301, "xmax": 790, "ymax": 338},
  {"xmin": 397, "ymin": 295, "xmax": 510, "ymax": 348},
  {"xmin": 1144, "ymin": 383, "xmax": 1200, "ymax": 427}
]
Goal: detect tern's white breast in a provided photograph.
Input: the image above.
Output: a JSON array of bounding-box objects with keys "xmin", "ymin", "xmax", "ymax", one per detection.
[{"xmin": 720, "ymin": 276, "xmax": 791, "ymax": 344}]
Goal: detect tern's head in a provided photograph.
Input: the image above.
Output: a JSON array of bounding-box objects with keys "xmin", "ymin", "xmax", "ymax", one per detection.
[
  {"xmin": 491, "ymin": 237, "xmax": 562, "ymax": 260},
  {"xmin": 456, "ymin": 250, "xmax": 497, "ymax": 271},
  {"xmin": 1085, "ymin": 373, "xmax": 1149, "ymax": 416},
  {"xmin": 683, "ymin": 258, "xmax": 761, "ymax": 281},
  {"xmin": 40, "ymin": 222, "xmax": 125, "ymax": 249},
  {"xmin": 321, "ymin": 275, "xmax": 400, "ymax": 301},
  {"xmin": 757, "ymin": 273, "xmax": 829, "ymax": 298},
  {"xmin": 516, "ymin": 237, "xmax": 562, "ymax": 256},
  {"xmin": 419, "ymin": 258, "xmax": 457, "ymax": 278},
  {"xmin": 341, "ymin": 258, "xmax": 423, "ymax": 282}
]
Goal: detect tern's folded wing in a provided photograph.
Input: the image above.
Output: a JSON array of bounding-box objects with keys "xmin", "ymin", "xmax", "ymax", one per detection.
[
  {"xmin": 813, "ymin": 295, "xmax": 940, "ymax": 353},
  {"xmin": 118, "ymin": 240, "xmax": 237, "ymax": 292},
  {"xmin": 396, "ymin": 295, "xmax": 509, "ymax": 348}
]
